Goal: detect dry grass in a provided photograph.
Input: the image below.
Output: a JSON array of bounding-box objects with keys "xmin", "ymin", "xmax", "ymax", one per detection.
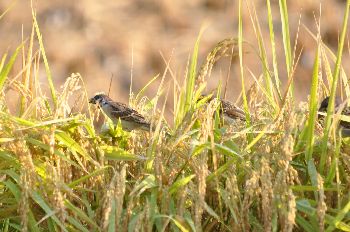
[{"xmin": 1, "ymin": 1, "xmax": 350, "ymax": 232}]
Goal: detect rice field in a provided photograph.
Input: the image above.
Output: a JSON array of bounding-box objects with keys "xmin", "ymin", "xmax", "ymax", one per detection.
[{"xmin": 1, "ymin": 1, "xmax": 350, "ymax": 231}]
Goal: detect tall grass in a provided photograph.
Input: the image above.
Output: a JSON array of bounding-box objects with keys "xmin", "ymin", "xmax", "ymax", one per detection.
[{"xmin": 1, "ymin": 2, "xmax": 350, "ymax": 232}]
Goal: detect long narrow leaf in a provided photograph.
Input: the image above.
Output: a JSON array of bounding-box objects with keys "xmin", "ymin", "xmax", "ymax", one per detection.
[
  {"xmin": 305, "ymin": 41, "xmax": 320, "ymax": 161},
  {"xmin": 320, "ymin": 0, "xmax": 350, "ymax": 174},
  {"xmin": 31, "ymin": 191, "xmax": 68, "ymax": 231},
  {"xmin": 0, "ymin": 44, "xmax": 23, "ymax": 91},
  {"xmin": 238, "ymin": 0, "xmax": 252, "ymax": 143},
  {"xmin": 32, "ymin": 10, "xmax": 57, "ymax": 109}
]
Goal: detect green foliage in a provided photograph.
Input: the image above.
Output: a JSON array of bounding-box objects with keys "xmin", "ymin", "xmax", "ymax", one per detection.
[
  {"xmin": 1, "ymin": 2, "xmax": 350, "ymax": 232},
  {"xmin": 0, "ymin": 44, "xmax": 22, "ymax": 91},
  {"xmin": 320, "ymin": 0, "xmax": 350, "ymax": 174}
]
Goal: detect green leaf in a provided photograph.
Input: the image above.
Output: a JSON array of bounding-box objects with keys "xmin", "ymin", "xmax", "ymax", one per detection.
[
  {"xmin": 304, "ymin": 41, "xmax": 320, "ymax": 161},
  {"xmin": 64, "ymin": 200, "xmax": 99, "ymax": 229},
  {"xmin": 135, "ymin": 74, "xmax": 159, "ymax": 102},
  {"xmin": 278, "ymin": 0, "xmax": 292, "ymax": 76},
  {"xmin": 326, "ymin": 197, "xmax": 350, "ymax": 232},
  {"xmin": 325, "ymin": 136, "xmax": 341, "ymax": 184},
  {"xmin": 307, "ymin": 159, "xmax": 318, "ymax": 190},
  {"xmin": 130, "ymin": 175, "xmax": 157, "ymax": 196},
  {"xmin": 291, "ymin": 185, "xmax": 339, "ymax": 192},
  {"xmin": 320, "ymin": 0, "xmax": 350, "ymax": 174},
  {"xmin": 19, "ymin": 118, "xmax": 78, "ymax": 130},
  {"xmin": 55, "ymin": 130, "xmax": 93, "ymax": 162},
  {"xmin": 2, "ymin": 180, "xmax": 20, "ymax": 201},
  {"xmin": 185, "ymin": 29, "xmax": 203, "ymax": 114},
  {"xmin": 32, "ymin": 10, "xmax": 57, "ymax": 109},
  {"xmin": 153, "ymin": 215, "xmax": 189, "ymax": 232},
  {"xmin": 266, "ymin": 0, "xmax": 281, "ymax": 98},
  {"xmin": 31, "ymin": 191, "xmax": 68, "ymax": 231},
  {"xmin": 25, "ymin": 137, "xmax": 80, "ymax": 169},
  {"xmin": 214, "ymin": 143, "xmax": 241, "ymax": 158},
  {"xmin": 0, "ymin": 111, "xmax": 35, "ymax": 126},
  {"xmin": 203, "ymin": 202, "xmax": 220, "ymax": 220},
  {"xmin": 169, "ymin": 174, "xmax": 195, "ymax": 195},
  {"xmin": 68, "ymin": 166, "xmax": 110, "ymax": 188},
  {"xmin": 296, "ymin": 199, "xmax": 316, "ymax": 216},
  {"xmin": 0, "ymin": 150, "xmax": 19, "ymax": 166},
  {"xmin": 0, "ymin": 169, "xmax": 20, "ymax": 183},
  {"xmin": 66, "ymin": 217, "xmax": 90, "ymax": 232},
  {"xmin": 102, "ymin": 145, "xmax": 146, "ymax": 161},
  {"xmin": 296, "ymin": 214, "xmax": 316, "ymax": 232},
  {"xmin": 0, "ymin": 43, "xmax": 23, "ymax": 91},
  {"xmin": 206, "ymin": 159, "xmax": 235, "ymax": 182}
]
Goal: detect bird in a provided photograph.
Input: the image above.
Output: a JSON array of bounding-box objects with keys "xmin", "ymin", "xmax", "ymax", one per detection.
[
  {"xmin": 219, "ymin": 98, "xmax": 246, "ymax": 122},
  {"xmin": 199, "ymin": 95, "xmax": 246, "ymax": 123},
  {"xmin": 318, "ymin": 96, "xmax": 350, "ymax": 136},
  {"xmin": 89, "ymin": 93, "xmax": 151, "ymax": 131}
]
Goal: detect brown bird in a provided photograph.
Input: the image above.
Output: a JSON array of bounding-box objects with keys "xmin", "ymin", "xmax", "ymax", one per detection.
[
  {"xmin": 219, "ymin": 98, "xmax": 246, "ymax": 122},
  {"xmin": 200, "ymin": 95, "xmax": 246, "ymax": 122},
  {"xmin": 89, "ymin": 93, "xmax": 151, "ymax": 131}
]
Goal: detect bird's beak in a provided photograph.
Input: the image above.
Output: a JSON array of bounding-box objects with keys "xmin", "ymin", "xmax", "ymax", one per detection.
[{"xmin": 89, "ymin": 98, "xmax": 96, "ymax": 104}]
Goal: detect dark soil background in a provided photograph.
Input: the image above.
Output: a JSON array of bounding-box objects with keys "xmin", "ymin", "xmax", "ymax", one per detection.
[{"xmin": 1, "ymin": 0, "xmax": 349, "ymax": 114}]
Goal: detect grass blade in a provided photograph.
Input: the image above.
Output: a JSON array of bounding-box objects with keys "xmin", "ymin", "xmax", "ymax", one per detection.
[
  {"xmin": 320, "ymin": 0, "xmax": 350, "ymax": 174},
  {"xmin": 169, "ymin": 174, "xmax": 195, "ymax": 195},
  {"xmin": 278, "ymin": 0, "xmax": 292, "ymax": 76},
  {"xmin": 64, "ymin": 200, "xmax": 99, "ymax": 229},
  {"xmin": 32, "ymin": 9, "xmax": 57, "ymax": 110},
  {"xmin": 266, "ymin": 0, "xmax": 281, "ymax": 98},
  {"xmin": 238, "ymin": 0, "xmax": 252, "ymax": 143},
  {"xmin": 326, "ymin": 197, "xmax": 350, "ymax": 232},
  {"xmin": 304, "ymin": 40, "xmax": 320, "ymax": 161},
  {"xmin": 0, "ymin": 44, "xmax": 23, "ymax": 91},
  {"xmin": 55, "ymin": 130, "xmax": 93, "ymax": 163},
  {"xmin": 31, "ymin": 191, "xmax": 68, "ymax": 231},
  {"xmin": 102, "ymin": 145, "xmax": 146, "ymax": 161}
]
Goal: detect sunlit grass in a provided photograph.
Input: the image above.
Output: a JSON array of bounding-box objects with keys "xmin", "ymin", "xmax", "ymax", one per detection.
[{"xmin": 1, "ymin": 1, "xmax": 350, "ymax": 231}]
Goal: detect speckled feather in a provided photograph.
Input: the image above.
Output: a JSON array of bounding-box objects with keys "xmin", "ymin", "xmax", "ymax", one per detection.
[
  {"xmin": 89, "ymin": 94, "xmax": 151, "ymax": 131},
  {"xmin": 107, "ymin": 101, "xmax": 150, "ymax": 128},
  {"xmin": 219, "ymin": 99, "xmax": 246, "ymax": 121},
  {"xmin": 200, "ymin": 95, "xmax": 246, "ymax": 121}
]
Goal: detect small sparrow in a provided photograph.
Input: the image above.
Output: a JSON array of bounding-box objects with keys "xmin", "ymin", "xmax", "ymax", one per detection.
[
  {"xmin": 89, "ymin": 93, "xmax": 151, "ymax": 131},
  {"xmin": 200, "ymin": 95, "xmax": 246, "ymax": 122},
  {"xmin": 219, "ymin": 98, "xmax": 246, "ymax": 122},
  {"xmin": 319, "ymin": 96, "xmax": 350, "ymax": 136}
]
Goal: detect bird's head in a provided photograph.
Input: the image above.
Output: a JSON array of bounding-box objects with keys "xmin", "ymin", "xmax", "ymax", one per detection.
[
  {"xmin": 319, "ymin": 96, "xmax": 341, "ymax": 112},
  {"xmin": 319, "ymin": 97, "xmax": 330, "ymax": 112},
  {"xmin": 89, "ymin": 93, "xmax": 111, "ymax": 106}
]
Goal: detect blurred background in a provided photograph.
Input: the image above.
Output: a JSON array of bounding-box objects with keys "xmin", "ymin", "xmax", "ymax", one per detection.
[{"xmin": 0, "ymin": 0, "xmax": 349, "ymax": 115}]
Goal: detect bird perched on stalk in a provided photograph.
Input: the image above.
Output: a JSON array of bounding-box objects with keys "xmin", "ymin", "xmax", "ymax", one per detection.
[
  {"xmin": 89, "ymin": 93, "xmax": 151, "ymax": 131},
  {"xmin": 199, "ymin": 95, "xmax": 246, "ymax": 123},
  {"xmin": 218, "ymin": 98, "xmax": 246, "ymax": 122},
  {"xmin": 318, "ymin": 96, "xmax": 350, "ymax": 137}
]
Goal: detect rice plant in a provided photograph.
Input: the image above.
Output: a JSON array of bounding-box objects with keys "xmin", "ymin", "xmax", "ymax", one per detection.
[{"xmin": 1, "ymin": 1, "xmax": 350, "ymax": 231}]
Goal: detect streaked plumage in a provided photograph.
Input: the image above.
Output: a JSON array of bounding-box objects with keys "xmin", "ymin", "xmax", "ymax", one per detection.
[
  {"xmin": 219, "ymin": 98, "xmax": 246, "ymax": 121},
  {"xmin": 200, "ymin": 95, "xmax": 246, "ymax": 122},
  {"xmin": 89, "ymin": 94, "xmax": 151, "ymax": 131}
]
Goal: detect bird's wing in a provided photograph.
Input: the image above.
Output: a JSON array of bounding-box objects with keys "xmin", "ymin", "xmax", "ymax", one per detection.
[
  {"xmin": 109, "ymin": 101, "xmax": 150, "ymax": 125},
  {"xmin": 220, "ymin": 99, "xmax": 246, "ymax": 121}
]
